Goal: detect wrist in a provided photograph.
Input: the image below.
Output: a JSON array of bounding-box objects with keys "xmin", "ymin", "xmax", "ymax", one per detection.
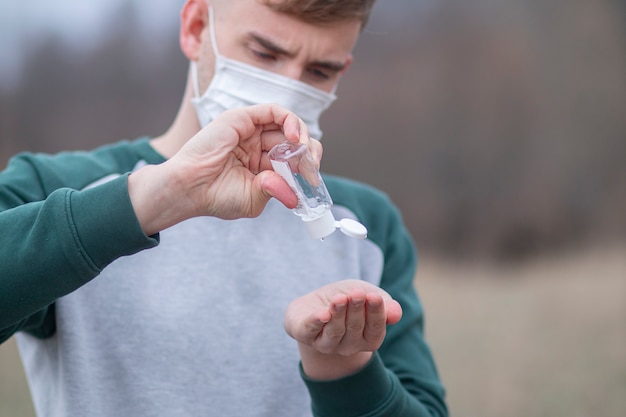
[
  {"xmin": 298, "ymin": 342, "xmax": 374, "ymax": 381},
  {"xmin": 128, "ymin": 163, "xmax": 192, "ymax": 235}
]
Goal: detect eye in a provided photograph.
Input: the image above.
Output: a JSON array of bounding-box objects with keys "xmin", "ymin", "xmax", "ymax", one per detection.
[
  {"xmin": 251, "ymin": 49, "xmax": 277, "ymax": 62},
  {"xmin": 307, "ymin": 67, "xmax": 331, "ymax": 81}
]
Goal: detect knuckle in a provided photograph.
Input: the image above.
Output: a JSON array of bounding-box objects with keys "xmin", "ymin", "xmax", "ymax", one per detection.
[
  {"xmin": 367, "ymin": 320, "xmax": 387, "ymax": 332},
  {"xmin": 323, "ymin": 328, "xmax": 346, "ymax": 341},
  {"xmin": 347, "ymin": 322, "xmax": 365, "ymax": 333}
]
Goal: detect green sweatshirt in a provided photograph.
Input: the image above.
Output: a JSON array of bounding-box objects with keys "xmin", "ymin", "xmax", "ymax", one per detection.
[{"xmin": 0, "ymin": 138, "xmax": 447, "ymax": 417}]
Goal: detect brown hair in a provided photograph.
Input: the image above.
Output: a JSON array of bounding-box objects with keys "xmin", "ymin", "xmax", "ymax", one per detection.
[{"xmin": 262, "ymin": 0, "xmax": 376, "ymax": 28}]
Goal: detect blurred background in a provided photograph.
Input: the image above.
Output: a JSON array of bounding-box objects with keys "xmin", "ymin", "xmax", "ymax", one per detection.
[{"xmin": 1, "ymin": 0, "xmax": 624, "ymax": 416}]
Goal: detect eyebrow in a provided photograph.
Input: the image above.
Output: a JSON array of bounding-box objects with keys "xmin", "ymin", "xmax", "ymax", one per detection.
[{"xmin": 247, "ymin": 32, "xmax": 348, "ymax": 73}]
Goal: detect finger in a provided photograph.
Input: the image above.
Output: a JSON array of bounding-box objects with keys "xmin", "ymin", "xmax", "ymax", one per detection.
[
  {"xmin": 308, "ymin": 138, "xmax": 323, "ymax": 168},
  {"xmin": 280, "ymin": 111, "xmax": 317, "ymax": 165},
  {"xmin": 227, "ymin": 104, "xmax": 300, "ymax": 144},
  {"xmin": 294, "ymin": 146, "xmax": 322, "ymax": 187},
  {"xmin": 254, "ymin": 171, "xmax": 299, "ymax": 211},
  {"xmin": 341, "ymin": 289, "xmax": 367, "ymax": 349},
  {"xmin": 248, "ymin": 105, "xmax": 320, "ymax": 170},
  {"xmin": 286, "ymin": 309, "xmax": 331, "ymax": 344},
  {"xmin": 363, "ymin": 292, "xmax": 388, "ymax": 348},
  {"xmin": 231, "ymin": 142, "xmax": 261, "ymax": 174},
  {"xmin": 260, "ymin": 122, "xmax": 282, "ymax": 132},
  {"xmin": 292, "ymin": 118, "xmax": 320, "ymax": 167},
  {"xmin": 312, "ymin": 294, "xmax": 348, "ymax": 354},
  {"xmin": 281, "ymin": 111, "xmax": 308, "ymax": 144},
  {"xmin": 259, "ymin": 129, "xmax": 290, "ymax": 152},
  {"xmin": 255, "ymin": 104, "xmax": 318, "ymax": 168}
]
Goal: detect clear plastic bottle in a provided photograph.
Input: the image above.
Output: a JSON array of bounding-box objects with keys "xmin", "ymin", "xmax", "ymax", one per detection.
[{"xmin": 269, "ymin": 142, "xmax": 367, "ymax": 240}]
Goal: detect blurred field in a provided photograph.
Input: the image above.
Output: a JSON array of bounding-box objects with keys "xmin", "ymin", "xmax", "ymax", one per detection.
[
  {"xmin": 1, "ymin": 245, "xmax": 623, "ymax": 417},
  {"xmin": 418, "ymin": 245, "xmax": 626, "ymax": 417},
  {"xmin": 0, "ymin": 339, "xmax": 35, "ymax": 416}
]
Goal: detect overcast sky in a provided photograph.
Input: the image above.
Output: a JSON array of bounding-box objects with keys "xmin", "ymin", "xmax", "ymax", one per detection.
[{"xmin": 0, "ymin": 0, "xmax": 182, "ymax": 86}]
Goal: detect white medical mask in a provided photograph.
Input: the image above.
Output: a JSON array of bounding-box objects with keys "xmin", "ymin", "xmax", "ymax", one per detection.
[{"xmin": 191, "ymin": 7, "xmax": 337, "ymax": 139}]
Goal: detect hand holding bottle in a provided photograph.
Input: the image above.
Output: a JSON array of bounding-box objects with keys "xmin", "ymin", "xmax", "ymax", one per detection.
[
  {"xmin": 128, "ymin": 104, "xmax": 321, "ymax": 235},
  {"xmin": 284, "ymin": 279, "xmax": 403, "ymax": 380}
]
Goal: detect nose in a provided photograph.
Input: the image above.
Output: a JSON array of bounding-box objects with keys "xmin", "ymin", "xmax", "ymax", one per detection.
[{"xmin": 280, "ymin": 63, "xmax": 305, "ymax": 83}]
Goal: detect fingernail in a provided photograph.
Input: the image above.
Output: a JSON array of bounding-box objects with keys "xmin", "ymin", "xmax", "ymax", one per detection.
[{"xmin": 368, "ymin": 299, "xmax": 381, "ymax": 308}]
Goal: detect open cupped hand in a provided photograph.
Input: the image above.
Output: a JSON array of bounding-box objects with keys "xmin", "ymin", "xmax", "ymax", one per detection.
[{"xmin": 284, "ymin": 279, "xmax": 402, "ymax": 379}]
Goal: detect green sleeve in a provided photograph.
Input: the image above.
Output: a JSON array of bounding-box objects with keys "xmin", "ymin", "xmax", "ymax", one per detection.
[
  {"xmin": 303, "ymin": 176, "xmax": 448, "ymax": 417},
  {"xmin": 0, "ymin": 155, "xmax": 158, "ymax": 343}
]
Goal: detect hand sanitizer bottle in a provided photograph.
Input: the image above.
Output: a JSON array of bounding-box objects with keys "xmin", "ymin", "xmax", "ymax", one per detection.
[{"xmin": 269, "ymin": 142, "xmax": 367, "ymax": 240}]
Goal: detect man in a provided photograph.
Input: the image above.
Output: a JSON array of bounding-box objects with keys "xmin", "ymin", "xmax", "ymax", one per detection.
[{"xmin": 0, "ymin": 1, "xmax": 447, "ymax": 416}]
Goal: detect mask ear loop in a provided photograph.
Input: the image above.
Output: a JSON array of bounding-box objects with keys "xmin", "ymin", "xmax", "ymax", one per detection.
[
  {"xmin": 208, "ymin": 6, "xmax": 220, "ymax": 57},
  {"xmin": 192, "ymin": 6, "xmax": 220, "ymax": 99},
  {"xmin": 191, "ymin": 61, "xmax": 201, "ymax": 98}
]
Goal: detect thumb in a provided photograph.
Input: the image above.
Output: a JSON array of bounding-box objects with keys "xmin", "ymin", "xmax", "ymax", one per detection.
[{"xmin": 254, "ymin": 170, "xmax": 299, "ymax": 211}]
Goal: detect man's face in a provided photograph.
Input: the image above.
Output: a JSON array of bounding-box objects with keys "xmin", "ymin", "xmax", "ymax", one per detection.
[{"xmin": 196, "ymin": 0, "xmax": 362, "ymax": 94}]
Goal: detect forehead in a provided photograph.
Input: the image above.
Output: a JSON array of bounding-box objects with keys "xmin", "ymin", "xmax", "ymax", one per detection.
[{"xmin": 214, "ymin": 0, "xmax": 362, "ymax": 57}]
